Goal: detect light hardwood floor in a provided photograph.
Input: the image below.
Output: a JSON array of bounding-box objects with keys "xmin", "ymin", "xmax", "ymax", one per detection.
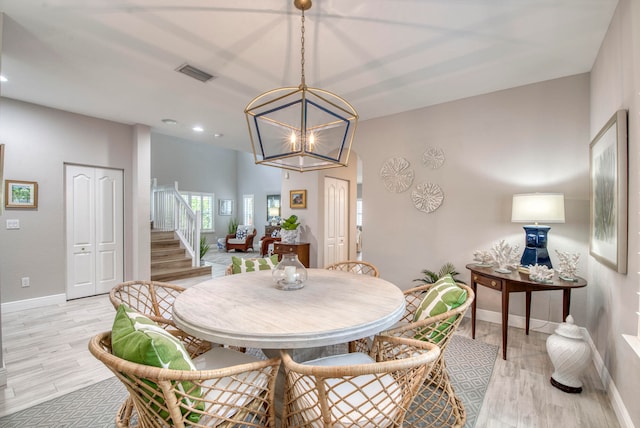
[{"xmin": 0, "ymin": 260, "xmax": 621, "ymax": 427}]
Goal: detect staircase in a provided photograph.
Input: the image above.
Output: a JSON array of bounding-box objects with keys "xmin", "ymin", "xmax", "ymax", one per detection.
[{"xmin": 151, "ymin": 230, "xmax": 211, "ymax": 281}]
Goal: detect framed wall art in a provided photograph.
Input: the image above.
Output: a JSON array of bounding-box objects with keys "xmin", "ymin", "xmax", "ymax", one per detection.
[
  {"xmin": 290, "ymin": 189, "xmax": 307, "ymax": 209},
  {"xmin": 589, "ymin": 109, "xmax": 628, "ymax": 274},
  {"xmin": 5, "ymin": 179, "xmax": 38, "ymax": 209},
  {"xmin": 218, "ymin": 199, "xmax": 233, "ymax": 216}
]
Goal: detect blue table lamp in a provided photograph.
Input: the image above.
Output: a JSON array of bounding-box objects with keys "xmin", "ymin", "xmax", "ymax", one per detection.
[{"xmin": 511, "ymin": 193, "xmax": 565, "ymax": 268}]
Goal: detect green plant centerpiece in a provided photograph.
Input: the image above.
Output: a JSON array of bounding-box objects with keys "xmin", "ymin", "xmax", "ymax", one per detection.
[
  {"xmin": 415, "ymin": 262, "xmax": 466, "ymax": 284},
  {"xmin": 280, "ymin": 215, "xmax": 300, "ymax": 244}
]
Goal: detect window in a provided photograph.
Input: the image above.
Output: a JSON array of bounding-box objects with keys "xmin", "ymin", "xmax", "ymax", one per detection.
[
  {"xmin": 243, "ymin": 194, "xmax": 254, "ymax": 226},
  {"xmin": 356, "ymin": 199, "xmax": 363, "ymax": 227},
  {"xmin": 180, "ymin": 191, "xmax": 214, "ymax": 231}
]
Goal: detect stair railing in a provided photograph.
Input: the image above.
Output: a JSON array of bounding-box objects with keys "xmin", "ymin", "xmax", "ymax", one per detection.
[{"xmin": 151, "ymin": 180, "xmax": 201, "ymax": 266}]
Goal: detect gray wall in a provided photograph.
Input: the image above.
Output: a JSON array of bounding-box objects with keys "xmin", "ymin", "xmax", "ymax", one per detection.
[
  {"xmin": 150, "ymin": 133, "xmax": 239, "ymax": 242},
  {"xmin": 0, "ymin": 98, "xmax": 137, "ymax": 303},
  {"xmin": 236, "ymin": 151, "xmax": 282, "ymax": 240},
  {"xmin": 150, "ymin": 137, "xmax": 282, "ymax": 244},
  {"xmin": 358, "ymin": 73, "xmax": 590, "ymax": 326},
  {"xmin": 589, "ymin": 0, "xmax": 640, "ymax": 425}
]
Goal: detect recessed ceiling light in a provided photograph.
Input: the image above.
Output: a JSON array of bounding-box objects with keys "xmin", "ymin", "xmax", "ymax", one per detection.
[
  {"xmin": 0, "ymin": 76, "xmax": 8, "ymax": 82},
  {"xmin": 214, "ymin": 133, "xmax": 224, "ymax": 138},
  {"xmin": 192, "ymin": 126, "xmax": 204, "ymax": 132},
  {"xmin": 162, "ymin": 118, "xmax": 177, "ymax": 125}
]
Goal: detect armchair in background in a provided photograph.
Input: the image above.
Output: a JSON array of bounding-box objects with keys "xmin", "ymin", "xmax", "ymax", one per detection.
[
  {"xmin": 225, "ymin": 225, "xmax": 257, "ymax": 252},
  {"xmin": 259, "ymin": 227, "xmax": 281, "ymax": 256}
]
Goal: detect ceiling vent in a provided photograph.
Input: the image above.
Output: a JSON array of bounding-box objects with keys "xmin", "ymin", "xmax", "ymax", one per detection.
[{"xmin": 176, "ymin": 64, "xmax": 215, "ymax": 83}]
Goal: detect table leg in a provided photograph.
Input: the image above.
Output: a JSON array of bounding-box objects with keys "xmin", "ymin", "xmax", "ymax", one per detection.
[
  {"xmin": 525, "ymin": 291, "xmax": 532, "ymax": 335},
  {"xmin": 501, "ymin": 287, "xmax": 509, "ymax": 360},
  {"xmin": 470, "ymin": 281, "xmax": 477, "ymax": 339},
  {"xmin": 563, "ymin": 289, "xmax": 571, "ymax": 322}
]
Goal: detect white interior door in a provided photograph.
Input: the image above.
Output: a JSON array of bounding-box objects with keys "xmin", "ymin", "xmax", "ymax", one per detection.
[
  {"xmin": 66, "ymin": 165, "xmax": 123, "ymax": 299},
  {"xmin": 324, "ymin": 177, "xmax": 348, "ymax": 266}
]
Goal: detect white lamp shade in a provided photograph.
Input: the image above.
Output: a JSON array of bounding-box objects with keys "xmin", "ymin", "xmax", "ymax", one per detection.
[{"xmin": 511, "ymin": 193, "xmax": 565, "ymax": 224}]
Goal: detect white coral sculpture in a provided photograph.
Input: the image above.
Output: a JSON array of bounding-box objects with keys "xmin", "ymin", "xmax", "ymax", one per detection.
[
  {"xmin": 473, "ymin": 250, "xmax": 493, "ymax": 265},
  {"xmin": 490, "ymin": 240, "xmax": 520, "ymax": 271},
  {"xmin": 555, "ymin": 250, "xmax": 580, "ymax": 279},
  {"xmin": 529, "ymin": 264, "xmax": 554, "ymax": 283}
]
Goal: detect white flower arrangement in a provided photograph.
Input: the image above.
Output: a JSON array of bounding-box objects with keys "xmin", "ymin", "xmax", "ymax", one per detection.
[
  {"xmin": 490, "ymin": 240, "xmax": 520, "ymax": 273},
  {"xmin": 529, "ymin": 264, "xmax": 554, "ymax": 283}
]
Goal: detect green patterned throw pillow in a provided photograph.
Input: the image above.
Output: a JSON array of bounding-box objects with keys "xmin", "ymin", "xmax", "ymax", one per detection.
[
  {"xmin": 111, "ymin": 304, "xmax": 203, "ymax": 422},
  {"xmin": 413, "ymin": 274, "xmax": 467, "ymax": 342},
  {"xmin": 231, "ymin": 254, "xmax": 279, "ymax": 274}
]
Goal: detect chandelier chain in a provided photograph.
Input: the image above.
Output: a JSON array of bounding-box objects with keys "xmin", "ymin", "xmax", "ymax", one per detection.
[{"xmin": 300, "ymin": 9, "xmax": 306, "ymax": 87}]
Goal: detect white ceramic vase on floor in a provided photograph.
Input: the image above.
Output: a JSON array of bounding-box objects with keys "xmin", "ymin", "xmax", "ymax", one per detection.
[{"xmin": 546, "ymin": 315, "xmax": 591, "ymax": 393}]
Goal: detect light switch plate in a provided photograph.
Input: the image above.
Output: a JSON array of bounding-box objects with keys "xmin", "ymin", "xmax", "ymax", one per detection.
[{"xmin": 6, "ymin": 219, "xmax": 20, "ymax": 229}]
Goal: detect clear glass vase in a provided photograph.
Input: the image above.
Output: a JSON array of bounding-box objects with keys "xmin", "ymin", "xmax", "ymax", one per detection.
[{"xmin": 272, "ymin": 253, "xmax": 307, "ymax": 290}]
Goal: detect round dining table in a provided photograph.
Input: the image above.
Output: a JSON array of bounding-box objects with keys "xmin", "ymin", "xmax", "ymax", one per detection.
[{"xmin": 172, "ymin": 269, "xmax": 406, "ymax": 350}]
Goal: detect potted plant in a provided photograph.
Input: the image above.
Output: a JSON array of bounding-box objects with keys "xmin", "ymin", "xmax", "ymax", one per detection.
[
  {"xmin": 280, "ymin": 215, "xmax": 300, "ymax": 244},
  {"xmin": 228, "ymin": 218, "xmax": 239, "ymax": 235},
  {"xmin": 200, "ymin": 236, "xmax": 210, "ymax": 265},
  {"xmin": 414, "ymin": 262, "xmax": 466, "ymax": 284}
]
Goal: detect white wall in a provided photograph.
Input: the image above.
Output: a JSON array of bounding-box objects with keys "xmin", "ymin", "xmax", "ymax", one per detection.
[
  {"xmin": 358, "ymin": 74, "xmax": 591, "ymax": 327},
  {"xmin": 589, "ymin": 0, "xmax": 640, "ymax": 425},
  {"xmin": 0, "ymin": 98, "xmax": 137, "ymax": 303}
]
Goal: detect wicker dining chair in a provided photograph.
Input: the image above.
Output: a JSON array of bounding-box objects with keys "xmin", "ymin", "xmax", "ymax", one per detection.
[
  {"xmin": 109, "ymin": 280, "xmax": 185, "ymax": 326},
  {"xmin": 89, "ymin": 330, "xmax": 281, "ymax": 428},
  {"xmin": 280, "ymin": 335, "xmax": 441, "ymax": 428},
  {"xmin": 325, "ymin": 261, "xmax": 380, "ymax": 353},
  {"xmin": 383, "ymin": 282, "xmax": 475, "ymax": 428},
  {"xmin": 324, "ymin": 260, "xmax": 380, "ymax": 277},
  {"xmin": 109, "ymin": 281, "xmax": 214, "ymax": 355}
]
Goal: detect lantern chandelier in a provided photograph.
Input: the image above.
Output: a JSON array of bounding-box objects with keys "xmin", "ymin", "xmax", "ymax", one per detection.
[{"xmin": 244, "ymin": 0, "xmax": 358, "ymax": 172}]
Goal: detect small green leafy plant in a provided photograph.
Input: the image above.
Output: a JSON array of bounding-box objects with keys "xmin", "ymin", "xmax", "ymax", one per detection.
[
  {"xmin": 227, "ymin": 218, "xmax": 239, "ymax": 235},
  {"xmin": 415, "ymin": 262, "xmax": 465, "ymax": 284},
  {"xmin": 281, "ymin": 215, "xmax": 300, "ymax": 230},
  {"xmin": 199, "ymin": 236, "xmax": 210, "ymax": 259}
]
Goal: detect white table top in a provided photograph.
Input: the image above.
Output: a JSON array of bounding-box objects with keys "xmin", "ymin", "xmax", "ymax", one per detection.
[{"xmin": 172, "ymin": 269, "xmax": 406, "ymax": 349}]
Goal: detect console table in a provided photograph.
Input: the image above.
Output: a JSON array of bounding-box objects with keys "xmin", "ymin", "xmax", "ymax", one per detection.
[
  {"xmin": 274, "ymin": 242, "xmax": 310, "ymax": 268},
  {"xmin": 465, "ymin": 263, "xmax": 587, "ymax": 360}
]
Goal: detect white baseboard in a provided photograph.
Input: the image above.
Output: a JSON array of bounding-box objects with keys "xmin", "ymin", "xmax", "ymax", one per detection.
[
  {"xmin": 471, "ymin": 307, "xmax": 560, "ymax": 335},
  {"xmin": 1, "ymin": 294, "xmax": 67, "ymax": 313},
  {"xmin": 585, "ymin": 331, "xmax": 635, "ymax": 428},
  {"xmin": 473, "ymin": 308, "xmax": 634, "ymax": 428}
]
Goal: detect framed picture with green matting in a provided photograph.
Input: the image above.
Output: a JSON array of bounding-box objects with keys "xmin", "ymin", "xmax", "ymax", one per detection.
[
  {"xmin": 5, "ymin": 179, "xmax": 38, "ymax": 209},
  {"xmin": 589, "ymin": 110, "xmax": 628, "ymax": 274}
]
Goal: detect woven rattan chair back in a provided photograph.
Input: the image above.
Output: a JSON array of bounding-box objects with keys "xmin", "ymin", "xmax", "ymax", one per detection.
[
  {"xmin": 109, "ymin": 280, "xmax": 185, "ymax": 326},
  {"xmin": 324, "ymin": 260, "xmax": 380, "ymax": 277},
  {"xmin": 325, "ymin": 261, "xmax": 380, "ymax": 353},
  {"xmin": 89, "ymin": 331, "xmax": 281, "ymax": 428},
  {"xmin": 384, "ymin": 282, "xmax": 475, "ymax": 428},
  {"xmin": 281, "ymin": 335, "xmax": 440, "ymax": 428}
]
